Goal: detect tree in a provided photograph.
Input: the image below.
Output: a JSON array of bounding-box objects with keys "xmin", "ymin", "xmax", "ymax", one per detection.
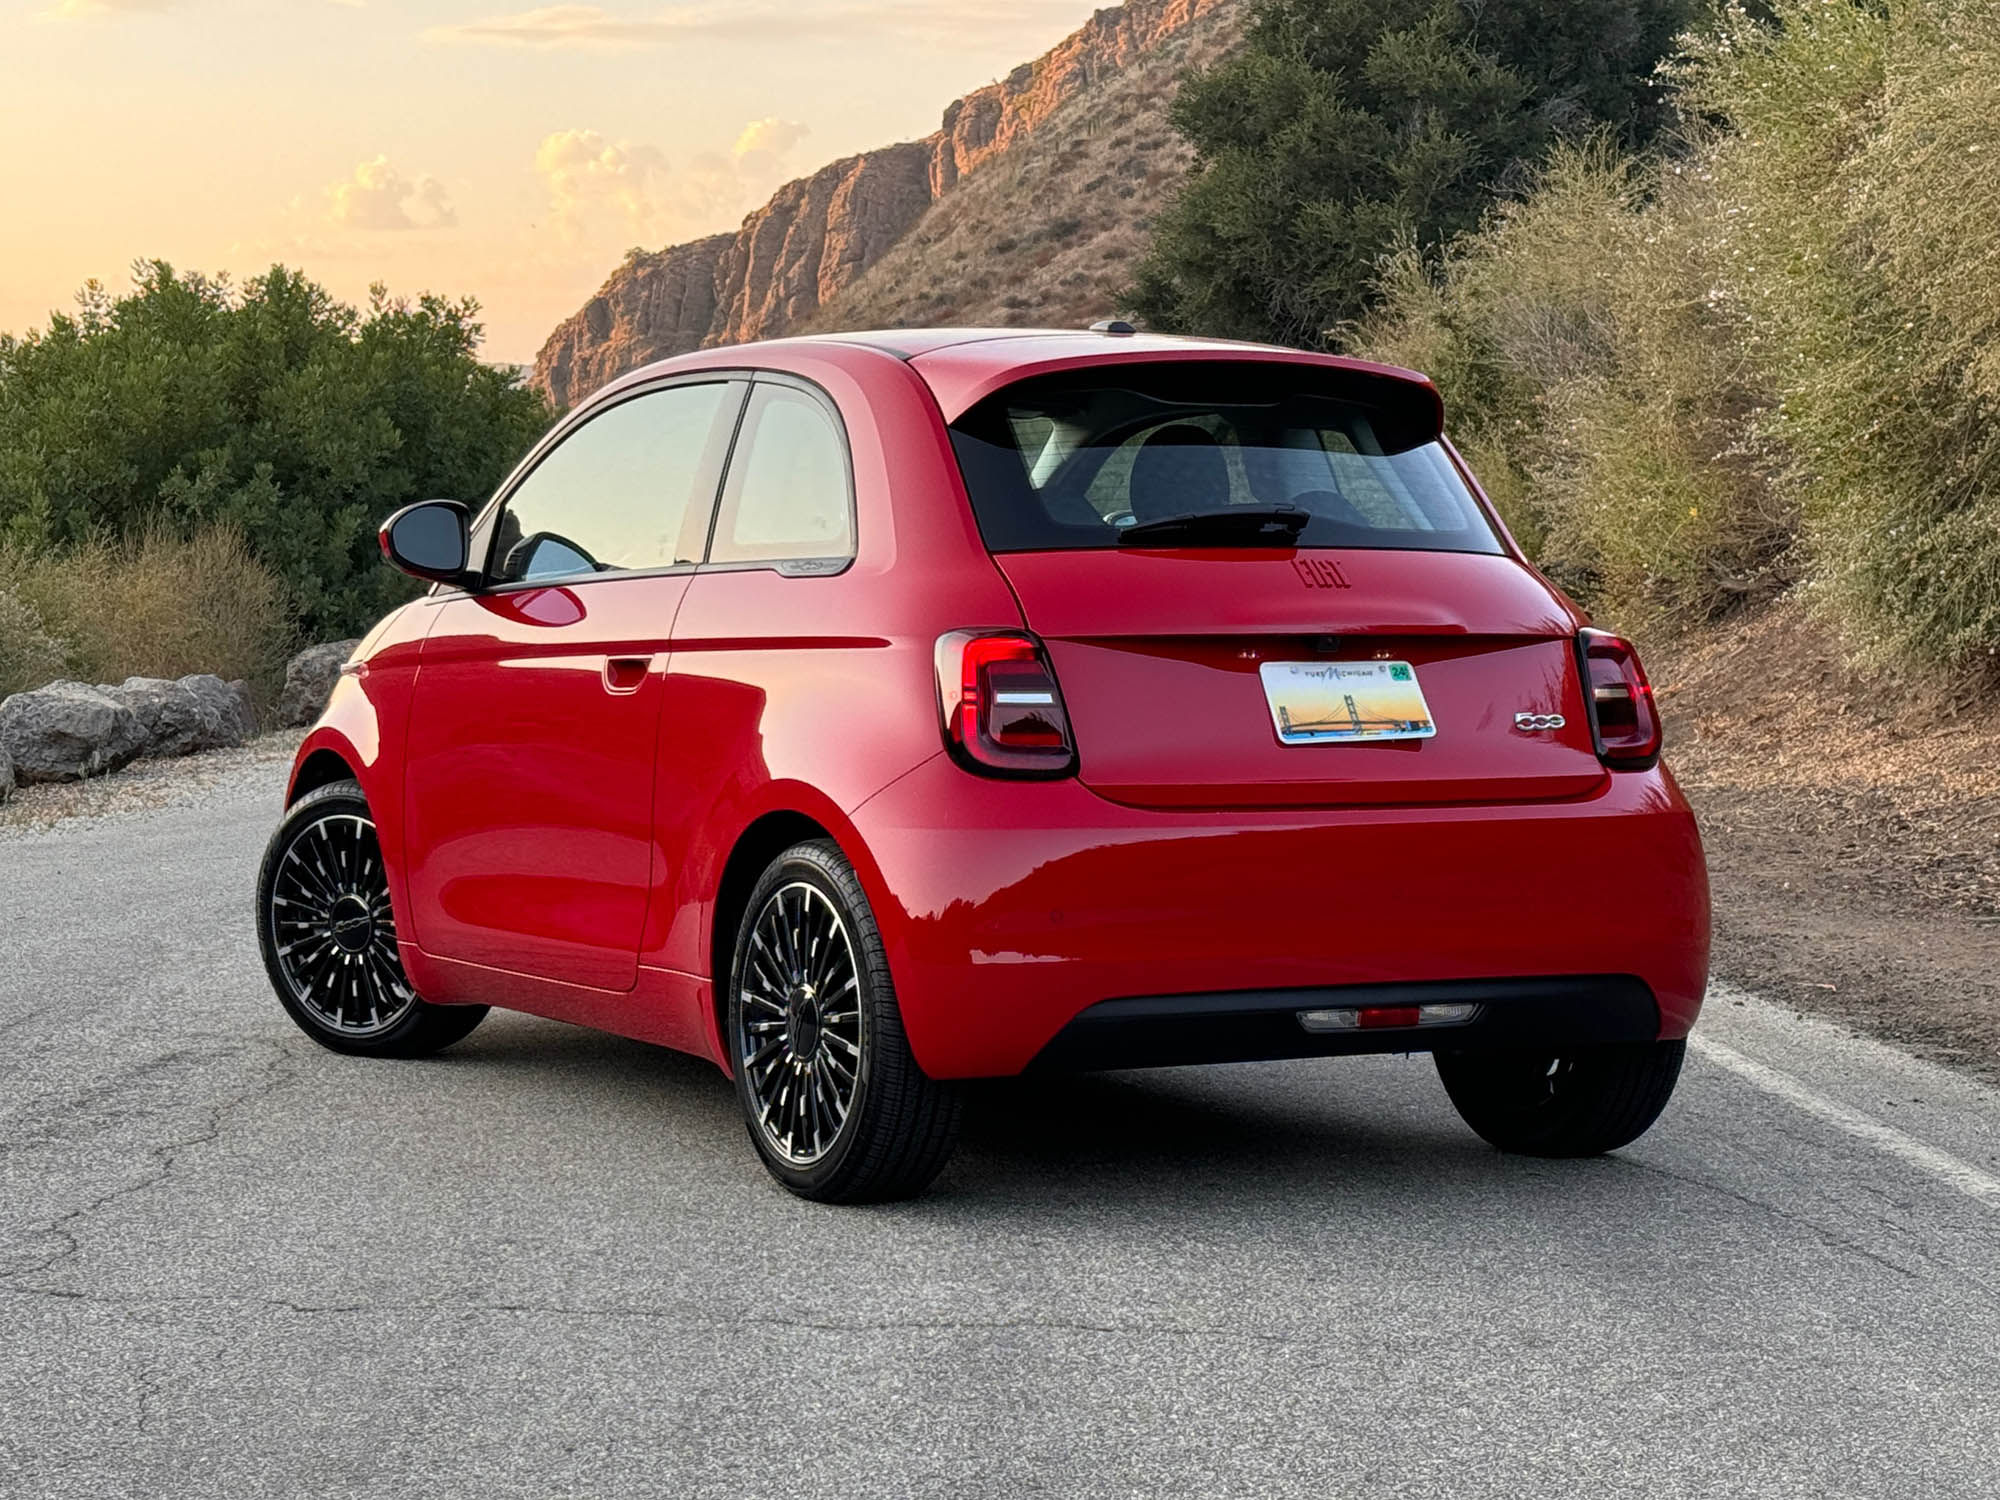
[
  {"xmin": 1129, "ymin": 0, "xmax": 1698, "ymax": 348},
  {"xmin": 0, "ymin": 262, "xmax": 553, "ymax": 639}
]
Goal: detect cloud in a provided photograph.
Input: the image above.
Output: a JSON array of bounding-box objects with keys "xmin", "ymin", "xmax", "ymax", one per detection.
[
  {"xmin": 47, "ymin": 0, "xmax": 177, "ymax": 14},
  {"xmin": 428, "ymin": 1, "xmax": 1096, "ymax": 50},
  {"xmin": 50, "ymin": 0, "xmax": 359, "ymax": 12},
  {"xmin": 729, "ymin": 117, "xmax": 811, "ymax": 180},
  {"xmin": 532, "ymin": 120, "xmax": 808, "ymax": 244},
  {"xmin": 324, "ymin": 156, "xmax": 458, "ymax": 231},
  {"xmin": 533, "ymin": 130, "xmax": 676, "ymax": 239}
]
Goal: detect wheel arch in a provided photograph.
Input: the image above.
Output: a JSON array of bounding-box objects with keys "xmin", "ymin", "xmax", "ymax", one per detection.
[
  {"xmin": 289, "ymin": 746, "xmax": 361, "ymax": 804},
  {"xmin": 701, "ymin": 779, "xmax": 913, "ymax": 1058},
  {"xmin": 708, "ymin": 809, "xmax": 837, "ymax": 1059}
]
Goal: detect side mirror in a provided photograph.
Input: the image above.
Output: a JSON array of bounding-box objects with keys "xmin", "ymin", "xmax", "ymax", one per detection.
[{"xmin": 379, "ymin": 500, "xmax": 475, "ymax": 587}]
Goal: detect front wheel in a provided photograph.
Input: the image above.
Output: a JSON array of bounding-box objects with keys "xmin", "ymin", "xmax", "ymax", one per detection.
[
  {"xmin": 256, "ymin": 778, "xmax": 487, "ymax": 1058},
  {"xmin": 1436, "ymin": 1040, "xmax": 1686, "ymax": 1157},
  {"xmin": 727, "ymin": 840, "xmax": 960, "ymax": 1202}
]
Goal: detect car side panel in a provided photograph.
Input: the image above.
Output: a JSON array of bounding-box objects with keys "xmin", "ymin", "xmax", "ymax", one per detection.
[
  {"xmin": 642, "ymin": 351, "xmax": 1023, "ymax": 981},
  {"xmin": 401, "ymin": 577, "xmax": 687, "ymax": 992}
]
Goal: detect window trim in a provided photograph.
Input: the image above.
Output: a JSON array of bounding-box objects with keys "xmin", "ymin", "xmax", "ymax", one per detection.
[
  {"xmin": 696, "ymin": 372, "xmax": 859, "ymax": 579},
  {"xmin": 436, "ymin": 371, "xmax": 753, "ymax": 601}
]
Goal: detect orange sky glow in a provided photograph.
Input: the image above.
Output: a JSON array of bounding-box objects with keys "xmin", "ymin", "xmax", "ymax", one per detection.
[{"xmin": 0, "ymin": 0, "xmax": 1110, "ymax": 365}]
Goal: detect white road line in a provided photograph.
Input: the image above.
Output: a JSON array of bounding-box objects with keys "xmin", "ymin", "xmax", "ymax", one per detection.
[{"xmin": 1690, "ymin": 1033, "xmax": 2000, "ymax": 1210}]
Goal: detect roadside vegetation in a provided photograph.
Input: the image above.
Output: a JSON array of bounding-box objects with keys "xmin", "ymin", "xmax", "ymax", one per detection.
[
  {"xmin": 1129, "ymin": 0, "xmax": 1698, "ymax": 346},
  {"xmin": 1141, "ymin": 0, "xmax": 2000, "ymax": 680},
  {"xmin": 0, "ymin": 263, "xmax": 551, "ymax": 700},
  {"xmin": 0, "ymin": 526, "xmax": 286, "ymax": 700}
]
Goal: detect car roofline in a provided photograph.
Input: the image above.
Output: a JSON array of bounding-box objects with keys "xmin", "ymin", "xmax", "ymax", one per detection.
[{"xmin": 586, "ymin": 329, "xmax": 1438, "ymax": 416}]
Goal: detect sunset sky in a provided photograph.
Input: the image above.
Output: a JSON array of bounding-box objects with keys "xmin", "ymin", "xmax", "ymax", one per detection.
[{"xmin": 0, "ymin": 0, "xmax": 1111, "ymax": 365}]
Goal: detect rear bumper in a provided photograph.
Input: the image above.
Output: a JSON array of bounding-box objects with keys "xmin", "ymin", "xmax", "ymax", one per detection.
[
  {"xmin": 848, "ymin": 756, "xmax": 1710, "ymax": 1080},
  {"xmin": 1031, "ymin": 975, "xmax": 1659, "ymax": 1072}
]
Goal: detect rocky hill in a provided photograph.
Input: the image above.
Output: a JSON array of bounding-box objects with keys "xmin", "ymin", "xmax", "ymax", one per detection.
[{"xmin": 533, "ymin": 0, "xmax": 1241, "ymax": 409}]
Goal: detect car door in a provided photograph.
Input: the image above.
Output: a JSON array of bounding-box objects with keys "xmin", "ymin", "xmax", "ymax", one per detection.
[
  {"xmin": 403, "ymin": 375, "xmax": 747, "ymax": 992},
  {"xmin": 643, "ymin": 375, "xmax": 867, "ymax": 973}
]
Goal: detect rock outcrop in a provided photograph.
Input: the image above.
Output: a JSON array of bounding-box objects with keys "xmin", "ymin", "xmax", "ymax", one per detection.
[
  {"xmin": 534, "ymin": 0, "xmax": 1232, "ymax": 409},
  {"xmin": 0, "ymin": 682, "xmax": 150, "ymax": 784},
  {"xmin": 0, "ymin": 674, "xmax": 260, "ymax": 788},
  {"xmin": 101, "ymin": 675, "xmax": 256, "ymax": 758},
  {"xmin": 277, "ymin": 640, "xmax": 362, "ymax": 729}
]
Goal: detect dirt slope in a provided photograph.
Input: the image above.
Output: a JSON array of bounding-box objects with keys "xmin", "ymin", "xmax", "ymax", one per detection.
[
  {"xmin": 1656, "ymin": 603, "xmax": 2000, "ymax": 1078},
  {"xmin": 804, "ymin": 4, "xmax": 1240, "ymax": 335}
]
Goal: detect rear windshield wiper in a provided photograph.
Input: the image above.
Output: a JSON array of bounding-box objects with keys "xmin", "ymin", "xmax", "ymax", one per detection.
[{"xmin": 1117, "ymin": 505, "xmax": 1311, "ymax": 547}]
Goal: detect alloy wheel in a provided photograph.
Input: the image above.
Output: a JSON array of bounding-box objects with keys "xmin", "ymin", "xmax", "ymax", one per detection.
[
  {"xmin": 267, "ymin": 810, "xmax": 416, "ymax": 1038},
  {"xmin": 735, "ymin": 881, "xmax": 865, "ymax": 1165}
]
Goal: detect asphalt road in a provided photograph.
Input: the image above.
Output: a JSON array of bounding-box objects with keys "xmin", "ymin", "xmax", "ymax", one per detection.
[{"xmin": 3, "ymin": 758, "xmax": 1998, "ymax": 1499}]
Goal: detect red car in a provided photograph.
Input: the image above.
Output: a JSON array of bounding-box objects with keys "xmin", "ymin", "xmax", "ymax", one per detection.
[{"xmin": 256, "ymin": 329, "xmax": 1709, "ymax": 1202}]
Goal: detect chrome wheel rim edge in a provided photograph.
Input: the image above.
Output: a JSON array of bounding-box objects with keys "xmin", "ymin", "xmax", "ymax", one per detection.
[
  {"xmin": 735, "ymin": 880, "xmax": 865, "ymax": 1167},
  {"xmin": 268, "ymin": 810, "xmax": 417, "ymax": 1039}
]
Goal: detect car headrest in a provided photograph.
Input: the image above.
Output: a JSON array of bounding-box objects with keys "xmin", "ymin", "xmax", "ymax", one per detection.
[{"xmin": 1128, "ymin": 424, "xmax": 1231, "ymax": 524}]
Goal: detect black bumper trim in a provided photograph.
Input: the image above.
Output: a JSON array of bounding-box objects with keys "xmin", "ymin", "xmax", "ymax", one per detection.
[{"xmin": 1028, "ymin": 975, "xmax": 1661, "ymax": 1073}]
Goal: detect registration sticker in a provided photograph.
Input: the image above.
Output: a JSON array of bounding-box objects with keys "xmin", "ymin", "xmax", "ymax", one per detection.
[{"xmin": 1259, "ymin": 660, "xmax": 1437, "ymax": 745}]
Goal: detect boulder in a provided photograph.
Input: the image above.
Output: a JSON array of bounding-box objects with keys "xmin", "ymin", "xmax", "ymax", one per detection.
[
  {"xmin": 0, "ymin": 742, "xmax": 13, "ymax": 805},
  {"xmin": 276, "ymin": 640, "xmax": 361, "ymax": 728},
  {"xmin": 0, "ymin": 681, "xmax": 149, "ymax": 784},
  {"xmin": 99, "ymin": 674, "xmax": 253, "ymax": 758},
  {"xmin": 225, "ymin": 679, "xmax": 259, "ymax": 740},
  {"xmin": 183, "ymin": 673, "xmax": 257, "ymax": 747}
]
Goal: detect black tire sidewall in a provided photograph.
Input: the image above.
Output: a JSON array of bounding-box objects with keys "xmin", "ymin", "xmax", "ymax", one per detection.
[
  {"xmin": 726, "ymin": 843, "xmax": 888, "ymax": 1195},
  {"xmin": 1435, "ymin": 1040, "xmax": 1686, "ymax": 1157}
]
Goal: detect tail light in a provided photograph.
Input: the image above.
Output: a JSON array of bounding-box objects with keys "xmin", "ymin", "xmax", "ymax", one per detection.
[
  {"xmin": 1578, "ymin": 628, "xmax": 1662, "ymax": 768},
  {"xmin": 935, "ymin": 630, "xmax": 1077, "ymax": 777}
]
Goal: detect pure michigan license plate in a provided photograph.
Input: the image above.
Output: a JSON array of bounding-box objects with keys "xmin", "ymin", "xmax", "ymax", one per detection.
[{"xmin": 1259, "ymin": 660, "xmax": 1437, "ymax": 745}]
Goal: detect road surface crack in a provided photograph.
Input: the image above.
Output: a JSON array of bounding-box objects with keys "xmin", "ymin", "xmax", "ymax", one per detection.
[
  {"xmin": 1620, "ymin": 1155, "xmax": 1930, "ymax": 1283},
  {"xmin": 0, "ymin": 1041, "xmax": 299, "ymax": 1285},
  {"xmin": 0, "ymin": 1283, "xmax": 1325, "ymax": 1344}
]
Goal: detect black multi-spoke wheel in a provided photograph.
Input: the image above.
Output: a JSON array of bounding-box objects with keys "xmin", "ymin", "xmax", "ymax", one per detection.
[
  {"xmin": 737, "ymin": 881, "xmax": 864, "ymax": 1165},
  {"xmin": 256, "ymin": 779, "xmax": 486, "ymax": 1058},
  {"xmin": 727, "ymin": 840, "xmax": 960, "ymax": 1202},
  {"xmin": 1436, "ymin": 1040, "xmax": 1686, "ymax": 1157}
]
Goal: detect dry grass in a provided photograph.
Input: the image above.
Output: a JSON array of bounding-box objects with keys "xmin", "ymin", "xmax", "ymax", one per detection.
[
  {"xmin": 0, "ymin": 525, "xmax": 292, "ymax": 701},
  {"xmin": 805, "ymin": 7, "xmax": 1244, "ymax": 335}
]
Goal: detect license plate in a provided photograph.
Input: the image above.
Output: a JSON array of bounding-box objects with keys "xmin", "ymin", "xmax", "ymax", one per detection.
[{"xmin": 1259, "ymin": 660, "xmax": 1437, "ymax": 745}]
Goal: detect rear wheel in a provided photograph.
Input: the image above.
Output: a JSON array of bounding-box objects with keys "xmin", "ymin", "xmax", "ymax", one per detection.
[
  {"xmin": 1436, "ymin": 1040, "xmax": 1685, "ymax": 1156},
  {"xmin": 727, "ymin": 840, "xmax": 960, "ymax": 1202},
  {"xmin": 256, "ymin": 779, "xmax": 487, "ymax": 1058}
]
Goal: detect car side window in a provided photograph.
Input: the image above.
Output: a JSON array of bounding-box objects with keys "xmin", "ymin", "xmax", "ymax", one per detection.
[
  {"xmin": 707, "ymin": 383, "xmax": 854, "ymax": 566},
  {"xmin": 489, "ymin": 381, "xmax": 734, "ymax": 585}
]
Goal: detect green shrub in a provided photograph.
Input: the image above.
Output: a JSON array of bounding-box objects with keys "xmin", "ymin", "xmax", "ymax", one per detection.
[
  {"xmin": 0, "ymin": 263, "xmax": 551, "ymax": 642},
  {"xmin": 1357, "ymin": 0, "xmax": 2000, "ymax": 671},
  {"xmin": 1676, "ymin": 0, "xmax": 2000, "ymax": 672},
  {"xmin": 1129, "ymin": 0, "xmax": 1698, "ymax": 346},
  {"xmin": 1356, "ymin": 143, "xmax": 1793, "ymax": 630}
]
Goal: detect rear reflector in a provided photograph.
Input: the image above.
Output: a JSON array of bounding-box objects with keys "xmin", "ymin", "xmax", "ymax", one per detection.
[
  {"xmin": 1297, "ymin": 1002, "xmax": 1481, "ymax": 1033},
  {"xmin": 935, "ymin": 629, "xmax": 1077, "ymax": 778},
  {"xmin": 1578, "ymin": 629, "xmax": 1662, "ymax": 768}
]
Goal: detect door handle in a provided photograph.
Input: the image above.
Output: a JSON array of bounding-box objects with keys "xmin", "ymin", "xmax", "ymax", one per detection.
[{"xmin": 603, "ymin": 656, "xmax": 652, "ymax": 694}]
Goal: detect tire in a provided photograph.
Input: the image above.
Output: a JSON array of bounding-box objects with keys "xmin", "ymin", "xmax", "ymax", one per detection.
[
  {"xmin": 256, "ymin": 778, "xmax": 487, "ymax": 1058},
  {"xmin": 726, "ymin": 839, "xmax": 960, "ymax": 1203},
  {"xmin": 1435, "ymin": 1040, "xmax": 1686, "ymax": 1157}
]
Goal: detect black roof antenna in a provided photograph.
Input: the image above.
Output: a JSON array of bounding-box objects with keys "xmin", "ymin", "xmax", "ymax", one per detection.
[{"xmin": 1090, "ymin": 319, "xmax": 1137, "ymax": 336}]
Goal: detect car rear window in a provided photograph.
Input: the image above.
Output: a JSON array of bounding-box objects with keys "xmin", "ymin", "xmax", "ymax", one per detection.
[{"xmin": 947, "ymin": 364, "xmax": 1502, "ymax": 555}]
